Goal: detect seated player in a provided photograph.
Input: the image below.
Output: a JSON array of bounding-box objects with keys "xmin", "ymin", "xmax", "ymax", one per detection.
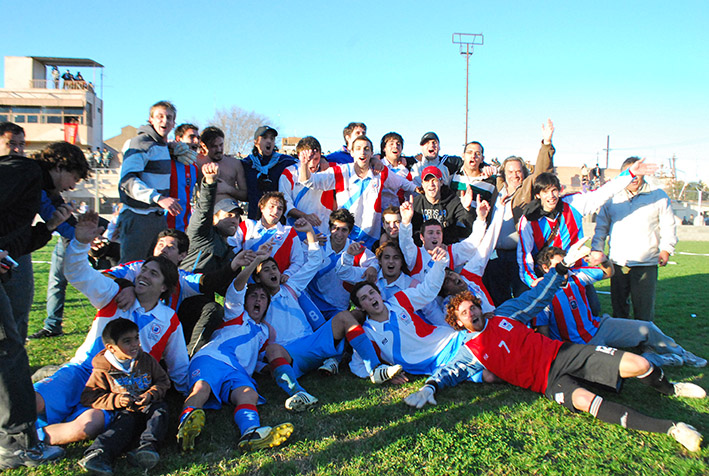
[
  {"xmin": 404, "ymin": 246, "xmax": 706, "ymax": 453},
  {"xmin": 78, "ymin": 319, "xmax": 170, "ymax": 474},
  {"xmin": 34, "ymin": 213, "xmax": 189, "ymax": 447},
  {"xmin": 176, "ymin": 245, "xmax": 294, "ymax": 452},
  {"xmin": 252, "ymin": 219, "xmax": 403, "ymax": 410},
  {"xmin": 534, "ymin": 246, "xmax": 706, "ymax": 368},
  {"xmin": 228, "ymin": 191, "xmax": 304, "ymax": 280}
]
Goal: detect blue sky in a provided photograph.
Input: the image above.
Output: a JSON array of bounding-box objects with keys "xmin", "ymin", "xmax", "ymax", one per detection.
[{"xmin": 5, "ymin": 1, "xmax": 709, "ymax": 182}]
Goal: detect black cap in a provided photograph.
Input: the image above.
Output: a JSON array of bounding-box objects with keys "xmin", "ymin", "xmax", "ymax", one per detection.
[
  {"xmin": 420, "ymin": 132, "xmax": 439, "ymax": 145},
  {"xmin": 254, "ymin": 125, "xmax": 278, "ymax": 140}
]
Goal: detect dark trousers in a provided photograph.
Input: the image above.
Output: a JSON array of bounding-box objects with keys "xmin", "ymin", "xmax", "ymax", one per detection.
[
  {"xmin": 611, "ymin": 264, "xmax": 658, "ymax": 321},
  {"xmin": 177, "ymin": 295, "xmax": 224, "ymax": 357},
  {"xmin": 87, "ymin": 401, "xmax": 168, "ymax": 462},
  {"xmin": 0, "ymin": 273, "xmax": 39, "ymax": 451},
  {"xmin": 482, "ymin": 249, "xmax": 529, "ymax": 307},
  {"xmin": 117, "ymin": 209, "xmax": 167, "ymax": 264}
]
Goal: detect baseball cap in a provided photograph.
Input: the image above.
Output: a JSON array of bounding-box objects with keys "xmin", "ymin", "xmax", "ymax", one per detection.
[
  {"xmin": 420, "ymin": 132, "xmax": 440, "ymax": 145},
  {"xmin": 254, "ymin": 125, "xmax": 278, "ymax": 140},
  {"xmin": 422, "ymin": 166, "xmax": 442, "ymax": 181},
  {"xmin": 214, "ymin": 199, "xmax": 243, "ymax": 215}
]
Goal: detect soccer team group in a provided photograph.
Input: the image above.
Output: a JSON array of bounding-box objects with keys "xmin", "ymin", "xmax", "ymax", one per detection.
[{"xmin": 5, "ymin": 99, "xmax": 708, "ymax": 473}]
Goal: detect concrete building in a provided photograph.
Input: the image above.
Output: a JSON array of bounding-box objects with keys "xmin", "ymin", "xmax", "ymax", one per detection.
[{"xmin": 0, "ymin": 55, "xmax": 104, "ymax": 155}]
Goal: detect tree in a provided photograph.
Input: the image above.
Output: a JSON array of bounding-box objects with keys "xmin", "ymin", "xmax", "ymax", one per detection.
[{"xmin": 208, "ymin": 106, "xmax": 276, "ymax": 156}]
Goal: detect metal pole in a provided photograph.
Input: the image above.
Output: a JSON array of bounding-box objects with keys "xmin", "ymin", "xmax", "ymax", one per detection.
[
  {"xmin": 452, "ymin": 33, "xmax": 484, "ymax": 145},
  {"xmin": 465, "ymin": 43, "xmax": 470, "ymax": 144},
  {"xmin": 605, "ymin": 135, "xmax": 610, "ymax": 169}
]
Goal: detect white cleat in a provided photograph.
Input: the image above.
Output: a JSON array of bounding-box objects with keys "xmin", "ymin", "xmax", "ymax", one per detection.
[
  {"xmin": 370, "ymin": 364, "xmax": 403, "ymax": 384},
  {"xmin": 673, "ymin": 382, "xmax": 707, "ymax": 399},
  {"xmin": 285, "ymin": 391, "xmax": 318, "ymax": 412},
  {"xmin": 318, "ymin": 357, "xmax": 339, "ymax": 376},
  {"xmin": 668, "ymin": 422, "xmax": 702, "ymax": 452},
  {"xmin": 238, "ymin": 423, "xmax": 294, "ymax": 451}
]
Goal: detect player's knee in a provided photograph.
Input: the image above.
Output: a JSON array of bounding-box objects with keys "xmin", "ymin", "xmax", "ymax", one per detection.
[
  {"xmin": 571, "ymin": 389, "xmax": 594, "ymax": 413},
  {"xmin": 75, "ymin": 410, "xmax": 105, "ymax": 440},
  {"xmin": 35, "ymin": 392, "xmax": 45, "ymax": 414},
  {"xmin": 482, "ymin": 370, "xmax": 501, "ymax": 383},
  {"xmin": 621, "ymin": 352, "xmax": 651, "ymax": 377},
  {"xmin": 193, "ymin": 380, "xmax": 212, "ymax": 397},
  {"xmin": 265, "ymin": 343, "xmax": 287, "ymax": 361}
]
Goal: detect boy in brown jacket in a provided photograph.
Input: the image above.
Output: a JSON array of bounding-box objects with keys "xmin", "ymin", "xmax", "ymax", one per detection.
[{"xmin": 78, "ymin": 318, "xmax": 171, "ymax": 475}]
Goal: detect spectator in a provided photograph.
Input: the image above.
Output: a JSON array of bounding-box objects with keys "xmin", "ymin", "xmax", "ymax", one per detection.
[
  {"xmin": 101, "ymin": 147, "xmax": 112, "ymax": 168},
  {"xmin": 195, "ymin": 126, "xmax": 247, "ymax": 204},
  {"xmin": 167, "ymin": 123, "xmax": 200, "ymax": 232},
  {"xmin": 50, "ymin": 66, "xmax": 60, "ymax": 89},
  {"xmin": 410, "ymin": 132, "xmax": 462, "ymax": 187},
  {"xmin": 61, "ymin": 70, "xmax": 73, "ymax": 89},
  {"xmin": 326, "ymin": 122, "xmax": 367, "ymax": 164}
]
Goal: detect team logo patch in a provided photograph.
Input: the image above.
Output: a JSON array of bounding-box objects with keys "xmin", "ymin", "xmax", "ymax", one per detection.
[
  {"xmin": 483, "ymin": 353, "xmax": 489, "ymax": 360},
  {"xmin": 150, "ymin": 323, "xmax": 163, "ymax": 335},
  {"xmin": 498, "ymin": 319, "xmax": 513, "ymax": 332},
  {"xmin": 595, "ymin": 345, "xmax": 617, "ymax": 355},
  {"xmin": 569, "ymin": 299, "xmax": 578, "ymax": 310},
  {"xmin": 191, "ymin": 369, "xmax": 201, "ymax": 378},
  {"xmin": 555, "ymin": 392, "xmax": 565, "ymax": 404}
]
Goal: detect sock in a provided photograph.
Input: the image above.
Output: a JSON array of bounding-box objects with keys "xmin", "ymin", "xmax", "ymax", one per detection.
[
  {"xmin": 179, "ymin": 406, "xmax": 196, "ymax": 426},
  {"xmin": 270, "ymin": 357, "xmax": 305, "ymax": 396},
  {"xmin": 636, "ymin": 365, "xmax": 674, "ymax": 395},
  {"xmin": 590, "ymin": 396, "xmax": 673, "ymax": 433},
  {"xmin": 346, "ymin": 326, "xmax": 380, "ymax": 375},
  {"xmin": 234, "ymin": 404, "xmax": 260, "ymax": 435}
]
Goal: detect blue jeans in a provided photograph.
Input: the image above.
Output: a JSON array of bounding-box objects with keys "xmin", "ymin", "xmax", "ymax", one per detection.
[{"xmin": 43, "ymin": 238, "xmax": 68, "ymax": 333}]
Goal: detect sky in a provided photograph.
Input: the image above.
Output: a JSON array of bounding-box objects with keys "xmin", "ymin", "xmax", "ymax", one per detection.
[{"xmin": 4, "ymin": 1, "xmax": 709, "ymax": 183}]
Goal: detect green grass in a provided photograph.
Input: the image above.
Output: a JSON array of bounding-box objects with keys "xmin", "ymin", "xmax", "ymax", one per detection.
[{"xmin": 11, "ymin": 239, "xmax": 709, "ymax": 475}]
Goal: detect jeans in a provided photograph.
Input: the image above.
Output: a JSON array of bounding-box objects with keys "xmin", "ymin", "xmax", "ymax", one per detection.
[
  {"xmin": 610, "ymin": 264, "xmax": 658, "ymax": 321},
  {"xmin": 43, "ymin": 239, "xmax": 68, "ymax": 333},
  {"xmin": 117, "ymin": 209, "xmax": 167, "ymax": 264},
  {"xmin": 1, "ymin": 254, "xmax": 33, "ymax": 341}
]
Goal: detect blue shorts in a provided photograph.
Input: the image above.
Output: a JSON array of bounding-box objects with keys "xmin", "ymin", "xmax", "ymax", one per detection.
[
  {"xmin": 189, "ymin": 355, "xmax": 259, "ymax": 410},
  {"xmin": 34, "ymin": 363, "xmax": 112, "ymax": 429},
  {"xmin": 284, "ymin": 322, "xmax": 344, "ymax": 378}
]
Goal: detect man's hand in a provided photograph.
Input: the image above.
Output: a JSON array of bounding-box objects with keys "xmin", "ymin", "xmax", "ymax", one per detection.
[
  {"xmin": 302, "ymin": 213, "xmax": 322, "ymax": 227},
  {"xmin": 428, "ymin": 246, "xmax": 449, "ymax": 264},
  {"xmin": 404, "ymin": 384, "xmax": 437, "ymax": 408},
  {"xmin": 231, "ymin": 249, "xmax": 257, "ymax": 270},
  {"xmin": 481, "ymin": 165, "xmax": 498, "ymax": 177},
  {"xmin": 363, "ymin": 266, "xmax": 378, "ymax": 284},
  {"xmin": 202, "ymin": 162, "xmax": 219, "ymax": 184},
  {"xmin": 659, "ymin": 250, "xmax": 670, "ymax": 267},
  {"xmin": 294, "ymin": 217, "xmax": 314, "ymax": 235},
  {"xmin": 46, "ymin": 203, "xmax": 75, "ymax": 231},
  {"xmin": 587, "ymin": 250, "xmax": 607, "ymax": 266},
  {"xmin": 628, "ymin": 158, "xmax": 658, "ymax": 177},
  {"xmin": 315, "ymin": 232, "xmax": 328, "ymax": 246},
  {"xmin": 370, "ymin": 156, "xmax": 385, "ymax": 174},
  {"xmin": 389, "ymin": 372, "xmax": 409, "ymax": 386},
  {"xmin": 117, "ymin": 393, "xmax": 134, "ymax": 408},
  {"xmin": 280, "ymin": 274, "xmax": 290, "ymax": 284},
  {"xmin": 562, "ymin": 238, "xmax": 591, "ymax": 268},
  {"xmin": 115, "ymin": 286, "xmax": 137, "ymax": 310},
  {"xmin": 400, "ymin": 196, "xmax": 414, "ymax": 226},
  {"xmin": 74, "ymin": 211, "xmax": 104, "ymax": 244},
  {"xmin": 476, "ymin": 196, "xmax": 491, "ymax": 221},
  {"xmin": 461, "ymin": 186, "xmax": 474, "ymax": 211},
  {"xmin": 157, "ymin": 196, "xmax": 182, "ymax": 216},
  {"xmin": 134, "ymin": 392, "xmax": 153, "ymax": 406},
  {"xmin": 542, "ymin": 118, "xmax": 554, "ymax": 145},
  {"xmin": 169, "ymin": 142, "xmax": 197, "ymax": 166},
  {"xmin": 346, "ymin": 241, "xmax": 365, "ymax": 256}
]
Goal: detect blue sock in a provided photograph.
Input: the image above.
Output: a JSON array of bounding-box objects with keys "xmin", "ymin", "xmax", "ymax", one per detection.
[
  {"xmin": 346, "ymin": 326, "xmax": 380, "ymax": 375},
  {"xmin": 270, "ymin": 357, "xmax": 305, "ymax": 396},
  {"xmin": 234, "ymin": 404, "xmax": 260, "ymax": 435}
]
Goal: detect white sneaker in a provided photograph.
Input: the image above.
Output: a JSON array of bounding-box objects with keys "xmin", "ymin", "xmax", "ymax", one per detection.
[
  {"xmin": 238, "ymin": 423, "xmax": 294, "ymax": 451},
  {"xmin": 318, "ymin": 357, "xmax": 339, "ymax": 376},
  {"xmin": 285, "ymin": 391, "xmax": 318, "ymax": 411},
  {"xmin": 370, "ymin": 364, "xmax": 403, "ymax": 384},
  {"xmin": 668, "ymin": 422, "xmax": 702, "ymax": 452},
  {"xmin": 673, "ymin": 382, "xmax": 707, "ymax": 399},
  {"xmin": 682, "ymin": 350, "xmax": 707, "ymax": 368}
]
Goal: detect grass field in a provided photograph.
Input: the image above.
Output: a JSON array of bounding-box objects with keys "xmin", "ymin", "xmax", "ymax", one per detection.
[{"xmin": 9, "ymin": 239, "xmax": 709, "ymax": 475}]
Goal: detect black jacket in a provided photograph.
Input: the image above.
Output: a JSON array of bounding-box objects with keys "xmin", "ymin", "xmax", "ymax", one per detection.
[{"xmin": 412, "ymin": 185, "xmax": 476, "ymax": 245}]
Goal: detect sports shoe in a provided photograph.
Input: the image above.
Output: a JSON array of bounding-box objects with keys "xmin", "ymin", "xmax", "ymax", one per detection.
[
  {"xmin": 682, "ymin": 350, "xmax": 707, "ymax": 368},
  {"xmin": 77, "ymin": 449, "xmax": 112, "ymax": 475},
  {"xmin": 0, "ymin": 441, "xmax": 65, "ymax": 470},
  {"xmin": 27, "ymin": 328, "xmax": 63, "ymax": 340},
  {"xmin": 176, "ymin": 408, "xmax": 205, "ymax": 452},
  {"xmin": 126, "ymin": 444, "xmax": 160, "ymax": 470},
  {"xmin": 318, "ymin": 357, "xmax": 339, "ymax": 376},
  {"xmin": 285, "ymin": 391, "xmax": 318, "ymax": 411},
  {"xmin": 370, "ymin": 364, "xmax": 403, "ymax": 384},
  {"xmin": 673, "ymin": 382, "xmax": 707, "ymax": 399},
  {"xmin": 668, "ymin": 422, "xmax": 703, "ymax": 452},
  {"xmin": 654, "ymin": 353, "xmax": 684, "ymax": 367},
  {"xmin": 238, "ymin": 423, "xmax": 294, "ymax": 451}
]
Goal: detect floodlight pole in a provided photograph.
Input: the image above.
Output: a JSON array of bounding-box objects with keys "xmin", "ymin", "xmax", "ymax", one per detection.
[{"xmin": 452, "ymin": 33, "xmax": 484, "ymax": 144}]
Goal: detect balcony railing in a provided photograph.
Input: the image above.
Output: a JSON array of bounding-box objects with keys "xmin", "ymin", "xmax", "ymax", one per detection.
[{"xmin": 29, "ymin": 79, "xmax": 95, "ymax": 92}]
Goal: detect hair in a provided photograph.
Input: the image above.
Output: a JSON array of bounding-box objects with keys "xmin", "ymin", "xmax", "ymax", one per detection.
[
  {"xmin": 343, "ymin": 122, "xmax": 367, "ymax": 141},
  {"xmin": 350, "ymin": 281, "xmax": 381, "ymax": 309},
  {"xmin": 621, "ymin": 156, "xmax": 641, "ymax": 171},
  {"xmin": 32, "ymin": 142, "xmax": 90, "ymax": 179},
  {"xmin": 156, "ymin": 229, "xmax": 190, "ymax": 254},
  {"xmin": 200, "ymin": 126, "xmax": 225, "ymax": 148},
  {"xmin": 102, "ymin": 318, "xmax": 139, "ymax": 347},
  {"xmin": 0, "ymin": 121, "xmax": 25, "ymax": 136},
  {"xmin": 500, "ymin": 156, "xmax": 529, "ymax": 182},
  {"xmin": 380, "ymin": 132, "xmax": 404, "ymax": 156},
  {"xmin": 375, "ymin": 242, "xmax": 409, "ymax": 274},
  {"xmin": 329, "ymin": 208, "xmax": 355, "ymax": 232},
  {"xmin": 174, "ymin": 123, "xmax": 198, "ymax": 139},
  {"xmin": 245, "ymin": 282, "xmax": 272, "ymax": 308},
  {"xmin": 534, "ymin": 246, "xmax": 566, "ymax": 276},
  {"xmin": 463, "ymin": 141, "xmax": 484, "ymax": 156},
  {"xmin": 258, "ymin": 191, "xmax": 286, "ymax": 212},
  {"xmin": 382, "ymin": 205, "xmax": 401, "ymax": 217},
  {"xmin": 532, "ymin": 172, "xmax": 562, "ymax": 196},
  {"xmin": 255, "ymin": 256, "xmax": 279, "ymax": 276},
  {"xmin": 444, "ymin": 290, "xmax": 482, "ymax": 330},
  {"xmin": 149, "ymin": 100, "xmax": 177, "ymax": 118},
  {"xmin": 420, "ymin": 219, "xmax": 443, "ymax": 236},
  {"xmin": 296, "ymin": 136, "xmax": 322, "ymax": 155},
  {"xmin": 351, "ymin": 135, "xmax": 373, "ymax": 150},
  {"xmin": 143, "ymin": 255, "xmax": 179, "ymax": 301}
]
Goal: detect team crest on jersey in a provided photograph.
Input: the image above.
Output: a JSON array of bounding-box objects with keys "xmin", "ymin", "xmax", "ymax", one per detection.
[
  {"xmin": 150, "ymin": 323, "xmax": 163, "ymax": 336},
  {"xmin": 595, "ymin": 345, "xmax": 617, "ymax": 355},
  {"xmin": 272, "ymin": 233, "xmax": 285, "ymax": 245},
  {"xmin": 398, "ymin": 312, "xmax": 411, "ymax": 324},
  {"xmin": 498, "ymin": 319, "xmax": 513, "ymax": 332},
  {"xmin": 191, "ymin": 369, "xmax": 201, "ymax": 378},
  {"xmin": 569, "ymin": 299, "xmax": 578, "ymax": 311},
  {"xmin": 555, "ymin": 392, "xmax": 565, "ymax": 404},
  {"xmin": 482, "ymin": 353, "xmax": 489, "ymax": 360}
]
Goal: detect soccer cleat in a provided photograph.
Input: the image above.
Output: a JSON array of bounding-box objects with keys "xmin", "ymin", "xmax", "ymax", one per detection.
[
  {"xmin": 27, "ymin": 328, "xmax": 63, "ymax": 340},
  {"xmin": 126, "ymin": 444, "xmax": 160, "ymax": 470},
  {"xmin": 370, "ymin": 364, "xmax": 403, "ymax": 384},
  {"xmin": 673, "ymin": 382, "xmax": 707, "ymax": 399},
  {"xmin": 238, "ymin": 423, "xmax": 294, "ymax": 451},
  {"xmin": 0, "ymin": 442, "xmax": 65, "ymax": 470},
  {"xmin": 176, "ymin": 408, "xmax": 205, "ymax": 452},
  {"xmin": 681, "ymin": 350, "xmax": 707, "ymax": 368},
  {"xmin": 318, "ymin": 357, "xmax": 339, "ymax": 376},
  {"xmin": 285, "ymin": 391, "xmax": 318, "ymax": 411},
  {"xmin": 668, "ymin": 422, "xmax": 702, "ymax": 452},
  {"xmin": 654, "ymin": 353, "xmax": 683, "ymax": 367},
  {"xmin": 77, "ymin": 449, "xmax": 113, "ymax": 475}
]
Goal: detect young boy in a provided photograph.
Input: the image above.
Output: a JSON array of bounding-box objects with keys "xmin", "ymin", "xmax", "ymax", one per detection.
[
  {"xmin": 177, "ymin": 244, "xmax": 294, "ymax": 452},
  {"xmin": 78, "ymin": 318, "xmax": 171, "ymax": 474}
]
